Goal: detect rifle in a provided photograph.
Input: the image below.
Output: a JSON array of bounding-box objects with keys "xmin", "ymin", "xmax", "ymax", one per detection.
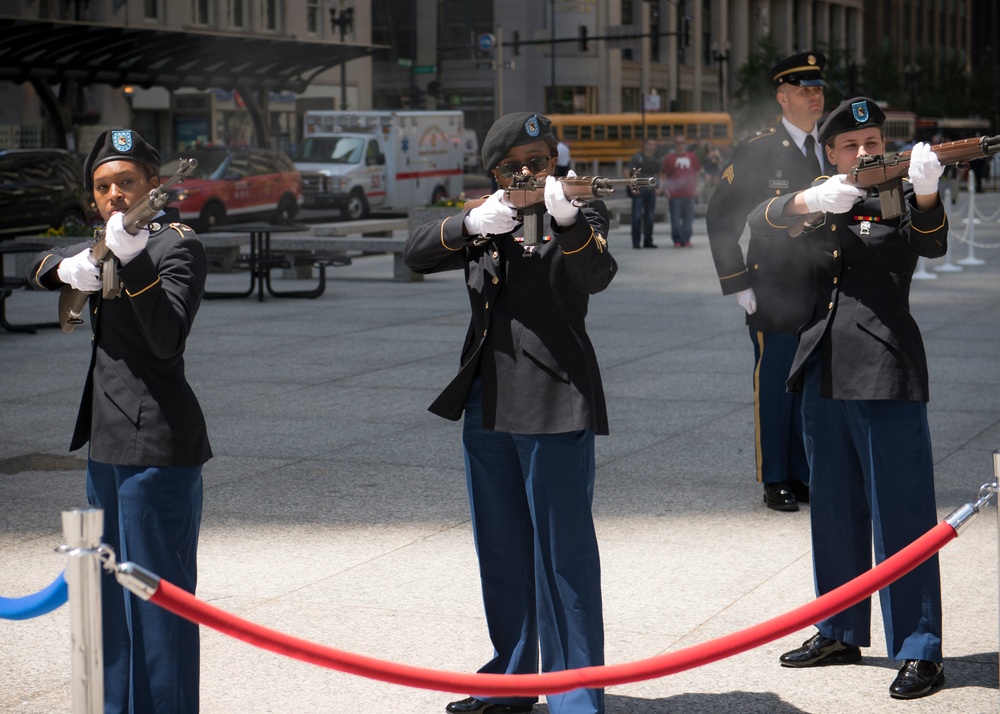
[
  {"xmin": 465, "ymin": 171, "xmax": 657, "ymax": 247},
  {"xmin": 58, "ymin": 158, "xmax": 198, "ymax": 333},
  {"xmin": 788, "ymin": 134, "xmax": 1000, "ymax": 236}
]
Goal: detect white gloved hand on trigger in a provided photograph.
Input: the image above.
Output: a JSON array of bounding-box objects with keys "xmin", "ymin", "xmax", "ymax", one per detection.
[
  {"xmin": 104, "ymin": 211, "xmax": 149, "ymax": 265},
  {"xmin": 908, "ymin": 142, "xmax": 945, "ymax": 195},
  {"xmin": 56, "ymin": 248, "xmax": 102, "ymax": 292},
  {"xmin": 736, "ymin": 287, "xmax": 757, "ymax": 315},
  {"xmin": 464, "ymin": 190, "xmax": 518, "ymax": 237},
  {"xmin": 802, "ymin": 174, "xmax": 866, "ymax": 214},
  {"xmin": 544, "ymin": 175, "xmax": 579, "ymax": 227}
]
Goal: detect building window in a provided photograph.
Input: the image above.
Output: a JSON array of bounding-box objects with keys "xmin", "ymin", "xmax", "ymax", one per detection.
[
  {"xmin": 228, "ymin": 0, "xmax": 246, "ymax": 28},
  {"xmin": 307, "ymin": 0, "xmax": 320, "ymax": 34},
  {"xmin": 144, "ymin": 0, "xmax": 161, "ymax": 21},
  {"xmin": 262, "ymin": 0, "xmax": 282, "ymax": 31},
  {"xmin": 193, "ymin": 0, "xmax": 211, "ymax": 25}
]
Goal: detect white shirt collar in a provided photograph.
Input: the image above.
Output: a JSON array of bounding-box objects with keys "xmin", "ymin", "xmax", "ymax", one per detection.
[{"xmin": 781, "ymin": 117, "xmax": 818, "ymax": 152}]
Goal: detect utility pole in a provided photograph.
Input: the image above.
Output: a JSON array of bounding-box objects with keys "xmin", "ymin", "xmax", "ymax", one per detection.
[{"xmin": 330, "ymin": 2, "xmax": 354, "ymax": 110}]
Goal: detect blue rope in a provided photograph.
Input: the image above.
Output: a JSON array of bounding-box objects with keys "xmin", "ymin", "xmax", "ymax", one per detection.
[{"xmin": 0, "ymin": 571, "xmax": 68, "ymax": 620}]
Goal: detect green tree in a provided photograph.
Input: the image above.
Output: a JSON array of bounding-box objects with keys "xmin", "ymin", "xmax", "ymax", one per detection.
[{"xmin": 730, "ymin": 34, "xmax": 782, "ymax": 139}]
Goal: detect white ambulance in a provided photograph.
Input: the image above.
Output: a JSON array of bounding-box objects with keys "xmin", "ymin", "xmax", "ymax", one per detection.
[{"xmin": 293, "ymin": 110, "xmax": 464, "ymax": 220}]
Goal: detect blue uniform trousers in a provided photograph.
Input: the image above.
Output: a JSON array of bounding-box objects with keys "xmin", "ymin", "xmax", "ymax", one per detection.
[
  {"xmin": 750, "ymin": 328, "xmax": 809, "ymax": 486},
  {"xmin": 801, "ymin": 361, "xmax": 943, "ymax": 661},
  {"xmin": 87, "ymin": 459, "xmax": 203, "ymax": 714},
  {"xmin": 462, "ymin": 378, "xmax": 605, "ymax": 714}
]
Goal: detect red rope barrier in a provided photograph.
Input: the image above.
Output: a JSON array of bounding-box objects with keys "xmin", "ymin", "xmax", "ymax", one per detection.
[{"xmin": 149, "ymin": 520, "xmax": 956, "ymax": 696}]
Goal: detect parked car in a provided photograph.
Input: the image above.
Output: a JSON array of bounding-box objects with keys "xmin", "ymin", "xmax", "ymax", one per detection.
[
  {"xmin": 160, "ymin": 147, "xmax": 302, "ymax": 231},
  {"xmin": 0, "ymin": 149, "xmax": 96, "ymax": 237}
]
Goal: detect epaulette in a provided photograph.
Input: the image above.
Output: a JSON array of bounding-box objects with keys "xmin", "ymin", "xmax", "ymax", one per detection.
[
  {"xmin": 746, "ymin": 127, "xmax": 777, "ymax": 144},
  {"xmin": 168, "ymin": 222, "xmax": 197, "ymax": 238}
]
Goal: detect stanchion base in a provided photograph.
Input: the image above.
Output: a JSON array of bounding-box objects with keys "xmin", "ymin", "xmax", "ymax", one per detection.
[
  {"xmin": 934, "ymin": 263, "xmax": 963, "ymax": 272},
  {"xmin": 957, "ymin": 258, "xmax": 986, "ymax": 266},
  {"xmin": 912, "ymin": 270, "xmax": 938, "ymax": 280}
]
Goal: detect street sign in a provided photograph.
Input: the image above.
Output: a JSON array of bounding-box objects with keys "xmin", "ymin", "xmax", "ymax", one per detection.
[
  {"xmin": 397, "ymin": 58, "xmax": 412, "ymax": 67},
  {"xmin": 478, "ymin": 33, "xmax": 496, "ymax": 52},
  {"xmin": 413, "ymin": 65, "xmax": 437, "ymax": 74}
]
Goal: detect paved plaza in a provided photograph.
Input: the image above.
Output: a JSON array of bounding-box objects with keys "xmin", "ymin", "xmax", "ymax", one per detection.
[{"xmin": 2, "ymin": 192, "xmax": 1000, "ymax": 713}]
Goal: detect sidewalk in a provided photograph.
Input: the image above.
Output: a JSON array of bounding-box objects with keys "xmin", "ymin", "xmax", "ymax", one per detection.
[{"xmin": 2, "ymin": 195, "xmax": 1000, "ymax": 713}]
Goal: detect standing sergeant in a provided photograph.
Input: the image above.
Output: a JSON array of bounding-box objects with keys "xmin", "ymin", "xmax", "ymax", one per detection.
[
  {"xmin": 706, "ymin": 52, "xmax": 828, "ymax": 511},
  {"xmin": 27, "ymin": 130, "xmax": 211, "ymax": 714},
  {"xmin": 405, "ymin": 112, "xmax": 615, "ymax": 714},
  {"xmin": 748, "ymin": 97, "xmax": 947, "ymax": 700}
]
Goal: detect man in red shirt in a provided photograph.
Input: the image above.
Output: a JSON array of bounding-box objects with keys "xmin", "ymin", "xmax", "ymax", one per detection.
[{"xmin": 660, "ymin": 135, "xmax": 701, "ymax": 247}]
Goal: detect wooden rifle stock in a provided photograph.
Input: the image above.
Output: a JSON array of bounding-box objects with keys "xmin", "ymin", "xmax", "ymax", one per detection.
[
  {"xmin": 58, "ymin": 158, "xmax": 198, "ymax": 333},
  {"xmin": 787, "ymin": 134, "xmax": 1000, "ymax": 237},
  {"xmin": 461, "ymin": 171, "xmax": 657, "ymax": 245}
]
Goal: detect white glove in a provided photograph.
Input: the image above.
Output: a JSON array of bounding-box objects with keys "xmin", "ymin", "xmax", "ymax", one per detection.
[
  {"xmin": 464, "ymin": 190, "xmax": 518, "ymax": 237},
  {"xmin": 544, "ymin": 175, "xmax": 579, "ymax": 227},
  {"xmin": 908, "ymin": 142, "xmax": 944, "ymax": 195},
  {"xmin": 104, "ymin": 211, "xmax": 149, "ymax": 265},
  {"xmin": 56, "ymin": 248, "xmax": 102, "ymax": 292},
  {"xmin": 736, "ymin": 287, "xmax": 757, "ymax": 315},
  {"xmin": 802, "ymin": 174, "xmax": 866, "ymax": 214}
]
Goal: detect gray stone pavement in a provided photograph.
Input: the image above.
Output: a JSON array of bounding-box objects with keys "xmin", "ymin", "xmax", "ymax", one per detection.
[{"xmin": 2, "ymin": 193, "xmax": 1000, "ymax": 713}]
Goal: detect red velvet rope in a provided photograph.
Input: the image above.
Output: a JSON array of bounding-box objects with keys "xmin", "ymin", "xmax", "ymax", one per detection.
[{"xmin": 149, "ymin": 520, "xmax": 956, "ymax": 696}]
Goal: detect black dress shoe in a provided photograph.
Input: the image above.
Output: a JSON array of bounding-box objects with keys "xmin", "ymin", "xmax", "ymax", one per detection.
[
  {"xmin": 788, "ymin": 480, "xmax": 809, "ymax": 504},
  {"xmin": 763, "ymin": 482, "xmax": 798, "ymax": 512},
  {"xmin": 779, "ymin": 632, "xmax": 862, "ymax": 668},
  {"xmin": 644, "ymin": 242, "xmax": 658, "ymax": 248},
  {"xmin": 445, "ymin": 696, "xmax": 534, "ymax": 713},
  {"xmin": 889, "ymin": 660, "xmax": 945, "ymax": 699}
]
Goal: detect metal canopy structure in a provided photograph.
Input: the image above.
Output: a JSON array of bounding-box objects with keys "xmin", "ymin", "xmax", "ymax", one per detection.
[{"xmin": 0, "ymin": 17, "xmax": 380, "ymax": 146}]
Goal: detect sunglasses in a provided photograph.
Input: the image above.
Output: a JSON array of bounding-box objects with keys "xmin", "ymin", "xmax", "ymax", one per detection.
[{"xmin": 496, "ymin": 155, "xmax": 553, "ymax": 178}]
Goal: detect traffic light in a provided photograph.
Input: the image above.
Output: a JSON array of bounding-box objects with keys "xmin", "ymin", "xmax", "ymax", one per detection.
[
  {"xmin": 578, "ymin": 25, "xmax": 588, "ymax": 52},
  {"xmin": 513, "ymin": 30, "xmax": 520, "ymax": 56},
  {"xmin": 427, "ymin": 81, "xmax": 442, "ymax": 100}
]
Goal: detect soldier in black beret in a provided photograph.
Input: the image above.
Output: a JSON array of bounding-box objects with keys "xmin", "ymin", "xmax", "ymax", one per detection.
[
  {"xmin": 405, "ymin": 113, "xmax": 614, "ymax": 714},
  {"xmin": 705, "ymin": 51, "xmax": 829, "ymax": 512},
  {"xmin": 27, "ymin": 130, "xmax": 211, "ymax": 713},
  {"xmin": 748, "ymin": 96, "xmax": 948, "ymax": 699},
  {"xmin": 83, "ymin": 129, "xmax": 161, "ymax": 191}
]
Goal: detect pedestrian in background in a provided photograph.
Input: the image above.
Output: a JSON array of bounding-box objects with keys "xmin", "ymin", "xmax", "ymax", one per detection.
[
  {"xmin": 627, "ymin": 137, "xmax": 660, "ymax": 249},
  {"xmin": 659, "ymin": 134, "xmax": 701, "ymax": 247},
  {"xmin": 555, "ymin": 135, "xmax": 572, "ymax": 176}
]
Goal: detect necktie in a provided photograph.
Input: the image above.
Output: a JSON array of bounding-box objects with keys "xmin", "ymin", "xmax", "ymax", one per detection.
[{"xmin": 803, "ymin": 134, "xmax": 821, "ymax": 176}]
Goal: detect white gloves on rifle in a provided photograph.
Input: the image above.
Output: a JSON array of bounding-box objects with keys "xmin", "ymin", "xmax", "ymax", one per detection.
[
  {"xmin": 736, "ymin": 287, "xmax": 757, "ymax": 315},
  {"xmin": 544, "ymin": 175, "xmax": 579, "ymax": 227},
  {"xmin": 104, "ymin": 211, "xmax": 150, "ymax": 265},
  {"xmin": 56, "ymin": 248, "xmax": 102, "ymax": 292},
  {"xmin": 908, "ymin": 142, "xmax": 945, "ymax": 196},
  {"xmin": 802, "ymin": 174, "xmax": 866, "ymax": 214},
  {"xmin": 464, "ymin": 190, "xmax": 518, "ymax": 237}
]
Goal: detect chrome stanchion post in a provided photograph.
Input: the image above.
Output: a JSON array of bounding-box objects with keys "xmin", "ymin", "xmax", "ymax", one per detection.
[
  {"xmin": 959, "ymin": 171, "xmax": 985, "ymax": 266},
  {"xmin": 61, "ymin": 508, "xmax": 104, "ymax": 714}
]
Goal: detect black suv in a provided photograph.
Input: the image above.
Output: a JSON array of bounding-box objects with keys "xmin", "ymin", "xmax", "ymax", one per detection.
[{"xmin": 0, "ymin": 149, "xmax": 96, "ymax": 237}]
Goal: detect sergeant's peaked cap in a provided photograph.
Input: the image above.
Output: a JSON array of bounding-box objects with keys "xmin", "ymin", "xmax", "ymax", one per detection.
[
  {"xmin": 481, "ymin": 112, "xmax": 554, "ymax": 171},
  {"xmin": 818, "ymin": 97, "xmax": 886, "ymax": 145},
  {"xmin": 770, "ymin": 51, "xmax": 827, "ymax": 87},
  {"xmin": 84, "ymin": 129, "xmax": 161, "ymax": 191}
]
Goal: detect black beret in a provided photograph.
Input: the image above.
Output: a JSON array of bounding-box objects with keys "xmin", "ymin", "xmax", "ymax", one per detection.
[
  {"xmin": 817, "ymin": 97, "xmax": 886, "ymax": 146},
  {"xmin": 770, "ymin": 52, "xmax": 826, "ymax": 87},
  {"xmin": 84, "ymin": 129, "xmax": 161, "ymax": 191},
  {"xmin": 481, "ymin": 112, "xmax": 553, "ymax": 171}
]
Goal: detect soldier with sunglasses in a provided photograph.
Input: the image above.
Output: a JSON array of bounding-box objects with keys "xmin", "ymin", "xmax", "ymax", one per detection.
[{"xmin": 404, "ymin": 112, "xmax": 616, "ymax": 714}]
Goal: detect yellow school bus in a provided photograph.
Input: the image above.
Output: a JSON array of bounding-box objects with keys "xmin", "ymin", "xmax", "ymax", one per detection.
[{"xmin": 548, "ymin": 112, "xmax": 734, "ymax": 164}]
